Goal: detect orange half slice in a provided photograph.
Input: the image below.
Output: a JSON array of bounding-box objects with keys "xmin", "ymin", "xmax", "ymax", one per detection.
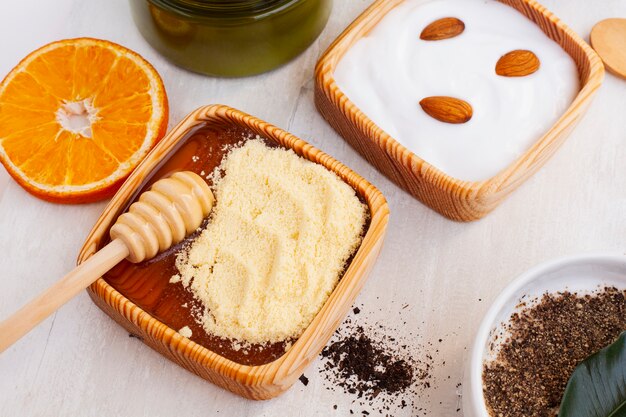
[{"xmin": 0, "ymin": 38, "xmax": 168, "ymax": 203}]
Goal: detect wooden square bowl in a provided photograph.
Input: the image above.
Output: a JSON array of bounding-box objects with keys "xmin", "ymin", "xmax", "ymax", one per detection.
[
  {"xmin": 315, "ymin": 0, "xmax": 604, "ymax": 221},
  {"xmin": 77, "ymin": 105, "xmax": 389, "ymax": 400}
]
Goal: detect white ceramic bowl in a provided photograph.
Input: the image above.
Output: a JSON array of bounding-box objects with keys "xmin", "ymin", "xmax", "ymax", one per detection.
[{"xmin": 463, "ymin": 253, "xmax": 626, "ymax": 417}]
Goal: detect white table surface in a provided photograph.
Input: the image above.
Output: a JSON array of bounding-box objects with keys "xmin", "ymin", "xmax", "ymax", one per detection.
[{"xmin": 1, "ymin": 1, "xmax": 625, "ymax": 416}]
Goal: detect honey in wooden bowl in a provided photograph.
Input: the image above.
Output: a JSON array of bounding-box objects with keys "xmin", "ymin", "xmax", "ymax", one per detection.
[
  {"xmin": 104, "ymin": 126, "xmax": 369, "ymax": 365},
  {"xmin": 78, "ymin": 105, "xmax": 389, "ymax": 399}
]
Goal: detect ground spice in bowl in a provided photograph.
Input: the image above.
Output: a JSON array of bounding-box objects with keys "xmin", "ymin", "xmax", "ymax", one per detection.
[{"xmin": 483, "ymin": 287, "xmax": 626, "ymax": 417}]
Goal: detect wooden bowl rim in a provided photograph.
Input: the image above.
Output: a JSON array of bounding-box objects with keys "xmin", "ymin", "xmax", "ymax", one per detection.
[
  {"xmin": 77, "ymin": 104, "xmax": 389, "ymax": 385},
  {"xmin": 314, "ymin": 0, "xmax": 605, "ymax": 194}
]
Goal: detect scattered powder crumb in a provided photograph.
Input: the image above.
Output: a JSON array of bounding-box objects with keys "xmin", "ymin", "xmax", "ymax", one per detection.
[
  {"xmin": 178, "ymin": 326, "xmax": 193, "ymax": 338},
  {"xmin": 175, "ymin": 139, "xmax": 368, "ymax": 345},
  {"xmin": 191, "ymin": 155, "xmax": 199, "ymax": 162},
  {"xmin": 205, "ymin": 163, "xmax": 222, "ymax": 184},
  {"xmin": 299, "ymin": 374, "xmax": 309, "ymax": 386},
  {"xmin": 200, "ymin": 170, "xmax": 205, "ymax": 176},
  {"xmin": 221, "ymin": 140, "xmax": 240, "ymax": 152},
  {"xmin": 169, "ymin": 274, "xmax": 181, "ymax": 284}
]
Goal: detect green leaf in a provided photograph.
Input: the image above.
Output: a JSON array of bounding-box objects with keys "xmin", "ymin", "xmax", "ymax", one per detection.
[{"xmin": 559, "ymin": 331, "xmax": 626, "ymax": 417}]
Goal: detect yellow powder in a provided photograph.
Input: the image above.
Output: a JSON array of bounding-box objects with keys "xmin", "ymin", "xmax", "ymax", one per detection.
[
  {"xmin": 175, "ymin": 139, "xmax": 368, "ymax": 345},
  {"xmin": 178, "ymin": 326, "xmax": 192, "ymax": 338}
]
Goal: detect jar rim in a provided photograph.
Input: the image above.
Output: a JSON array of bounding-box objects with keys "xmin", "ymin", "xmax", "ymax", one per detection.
[{"xmin": 150, "ymin": 0, "xmax": 301, "ymax": 18}]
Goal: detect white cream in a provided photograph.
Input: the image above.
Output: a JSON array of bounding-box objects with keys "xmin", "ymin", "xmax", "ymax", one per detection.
[{"xmin": 334, "ymin": 0, "xmax": 579, "ymax": 181}]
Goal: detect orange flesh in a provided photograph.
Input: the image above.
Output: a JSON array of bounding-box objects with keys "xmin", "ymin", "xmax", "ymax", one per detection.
[{"xmin": 0, "ymin": 38, "xmax": 167, "ymax": 202}]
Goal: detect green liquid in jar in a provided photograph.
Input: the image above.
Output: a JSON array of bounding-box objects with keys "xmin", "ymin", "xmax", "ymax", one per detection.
[{"xmin": 130, "ymin": 0, "xmax": 332, "ymax": 77}]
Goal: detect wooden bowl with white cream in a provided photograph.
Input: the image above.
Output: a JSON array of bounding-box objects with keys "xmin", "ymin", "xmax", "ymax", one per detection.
[{"xmin": 315, "ymin": 0, "xmax": 604, "ymax": 221}]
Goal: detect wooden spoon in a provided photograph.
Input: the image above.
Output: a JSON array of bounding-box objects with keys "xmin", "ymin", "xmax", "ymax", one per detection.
[
  {"xmin": 590, "ymin": 18, "xmax": 626, "ymax": 80},
  {"xmin": 0, "ymin": 171, "xmax": 214, "ymax": 353}
]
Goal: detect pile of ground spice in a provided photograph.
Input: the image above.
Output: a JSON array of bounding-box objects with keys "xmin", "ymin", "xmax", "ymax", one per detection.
[
  {"xmin": 321, "ymin": 328, "xmax": 415, "ymax": 398},
  {"xmin": 483, "ymin": 287, "xmax": 626, "ymax": 417},
  {"xmin": 318, "ymin": 307, "xmax": 436, "ymax": 415}
]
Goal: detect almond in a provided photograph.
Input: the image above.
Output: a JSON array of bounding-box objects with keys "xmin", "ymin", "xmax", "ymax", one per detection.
[
  {"xmin": 495, "ymin": 49, "xmax": 540, "ymax": 77},
  {"xmin": 419, "ymin": 96, "xmax": 473, "ymax": 124},
  {"xmin": 420, "ymin": 17, "xmax": 465, "ymax": 41}
]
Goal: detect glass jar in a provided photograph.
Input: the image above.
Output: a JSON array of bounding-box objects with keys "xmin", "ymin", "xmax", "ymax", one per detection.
[{"xmin": 129, "ymin": 0, "xmax": 332, "ymax": 77}]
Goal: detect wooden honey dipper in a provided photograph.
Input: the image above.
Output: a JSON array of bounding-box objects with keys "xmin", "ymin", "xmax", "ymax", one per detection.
[{"xmin": 0, "ymin": 171, "xmax": 214, "ymax": 353}]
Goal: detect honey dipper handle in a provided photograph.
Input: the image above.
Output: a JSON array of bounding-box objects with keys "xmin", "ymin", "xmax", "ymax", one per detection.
[{"xmin": 0, "ymin": 239, "xmax": 129, "ymax": 353}]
